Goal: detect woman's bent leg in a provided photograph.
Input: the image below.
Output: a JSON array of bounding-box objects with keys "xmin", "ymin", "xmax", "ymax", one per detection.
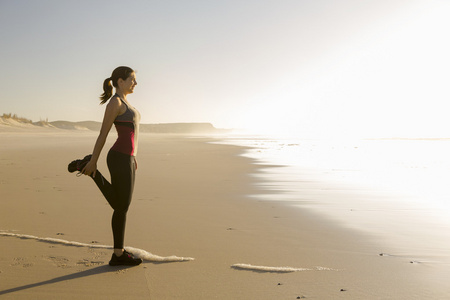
[{"xmin": 91, "ymin": 171, "xmax": 116, "ymax": 206}]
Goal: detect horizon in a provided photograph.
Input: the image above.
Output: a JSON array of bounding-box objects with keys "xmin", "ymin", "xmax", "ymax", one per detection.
[
  {"xmin": 1, "ymin": 0, "xmax": 450, "ymax": 138},
  {"xmin": 0, "ymin": 114, "xmax": 221, "ymax": 126},
  {"xmin": 5, "ymin": 113, "xmax": 450, "ymax": 139}
]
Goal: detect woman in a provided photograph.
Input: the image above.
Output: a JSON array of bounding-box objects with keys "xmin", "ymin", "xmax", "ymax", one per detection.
[{"xmin": 69, "ymin": 66, "xmax": 142, "ymax": 266}]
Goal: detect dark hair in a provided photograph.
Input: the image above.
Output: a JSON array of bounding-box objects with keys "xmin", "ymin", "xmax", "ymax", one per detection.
[{"xmin": 99, "ymin": 66, "xmax": 134, "ymax": 104}]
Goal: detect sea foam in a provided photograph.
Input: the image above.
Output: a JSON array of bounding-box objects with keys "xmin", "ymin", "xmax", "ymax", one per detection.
[
  {"xmin": 231, "ymin": 263, "xmax": 337, "ymax": 273},
  {"xmin": 0, "ymin": 231, "xmax": 194, "ymax": 262}
]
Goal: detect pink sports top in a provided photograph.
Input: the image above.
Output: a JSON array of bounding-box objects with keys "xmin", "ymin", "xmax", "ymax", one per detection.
[{"xmin": 111, "ymin": 95, "xmax": 141, "ymax": 156}]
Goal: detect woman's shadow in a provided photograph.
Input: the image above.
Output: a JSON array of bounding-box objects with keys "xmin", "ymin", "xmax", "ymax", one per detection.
[{"xmin": 0, "ymin": 264, "xmax": 133, "ymax": 296}]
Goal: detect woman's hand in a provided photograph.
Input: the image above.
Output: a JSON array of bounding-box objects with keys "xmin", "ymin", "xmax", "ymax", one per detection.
[
  {"xmin": 82, "ymin": 161, "xmax": 97, "ymax": 177},
  {"xmin": 134, "ymin": 157, "xmax": 138, "ymax": 171}
]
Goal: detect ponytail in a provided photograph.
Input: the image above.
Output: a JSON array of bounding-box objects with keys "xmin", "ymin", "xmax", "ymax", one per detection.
[
  {"xmin": 99, "ymin": 66, "xmax": 134, "ymax": 104},
  {"xmin": 99, "ymin": 77, "xmax": 113, "ymax": 104}
]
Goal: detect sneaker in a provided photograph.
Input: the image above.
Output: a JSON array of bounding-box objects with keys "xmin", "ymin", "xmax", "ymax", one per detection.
[
  {"xmin": 68, "ymin": 154, "xmax": 92, "ymax": 174},
  {"xmin": 109, "ymin": 250, "xmax": 143, "ymax": 266}
]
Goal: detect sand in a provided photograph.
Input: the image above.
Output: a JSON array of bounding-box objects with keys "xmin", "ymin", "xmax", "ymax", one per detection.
[{"xmin": 0, "ymin": 129, "xmax": 447, "ymax": 299}]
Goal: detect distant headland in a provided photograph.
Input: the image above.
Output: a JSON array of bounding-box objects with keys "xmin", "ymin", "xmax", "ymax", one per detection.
[{"xmin": 0, "ymin": 113, "xmax": 231, "ymax": 134}]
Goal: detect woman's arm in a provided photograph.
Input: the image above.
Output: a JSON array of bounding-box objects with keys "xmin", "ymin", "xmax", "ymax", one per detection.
[{"xmin": 82, "ymin": 98, "xmax": 122, "ymax": 177}]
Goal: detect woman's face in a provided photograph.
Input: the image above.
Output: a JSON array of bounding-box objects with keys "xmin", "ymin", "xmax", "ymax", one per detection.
[{"xmin": 120, "ymin": 72, "xmax": 137, "ymax": 94}]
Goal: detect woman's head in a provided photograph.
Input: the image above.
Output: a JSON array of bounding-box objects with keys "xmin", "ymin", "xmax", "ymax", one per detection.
[{"xmin": 100, "ymin": 66, "xmax": 135, "ymax": 104}]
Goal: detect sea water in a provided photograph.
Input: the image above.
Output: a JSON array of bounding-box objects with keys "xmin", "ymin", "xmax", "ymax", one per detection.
[{"xmin": 213, "ymin": 134, "xmax": 450, "ymax": 263}]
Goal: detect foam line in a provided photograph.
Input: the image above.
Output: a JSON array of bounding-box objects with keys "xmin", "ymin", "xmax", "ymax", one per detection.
[
  {"xmin": 231, "ymin": 264, "xmax": 311, "ymax": 272},
  {"xmin": 124, "ymin": 246, "xmax": 194, "ymax": 262},
  {"xmin": 0, "ymin": 232, "xmax": 194, "ymax": 262},
  {"xmin": 231, "ymin": 264, "xmax": 337, "ymax": 273}
]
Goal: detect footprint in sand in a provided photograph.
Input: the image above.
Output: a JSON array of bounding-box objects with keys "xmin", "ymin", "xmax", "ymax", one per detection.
[
  {"xmin": 76, "ymin": 259, "xmax": 104, "ymax": 267},
  {"xmin": 10, "ymin": 257, "xmax": 25, "ymax": 266},
  {"xmin": 45, "ymin": 256, "xmax": 70, "ymax": 268},
  {"xmin": 10, "ymin": 257, "xmax": 34, "ymax": 268},
  {"xmin": 89, "ymin": 249, "xmax": 107, "ymax": 258}
]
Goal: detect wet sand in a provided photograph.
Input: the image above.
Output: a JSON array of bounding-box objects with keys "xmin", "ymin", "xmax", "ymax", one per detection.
[{"xmin": 0, "ymin": 130, "xmax": 445, "ymax": 299}]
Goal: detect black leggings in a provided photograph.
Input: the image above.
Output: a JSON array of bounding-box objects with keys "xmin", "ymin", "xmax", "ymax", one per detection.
[{"xmin": 92, "ymin": 150, "xmax": 136, "ymax": 249}]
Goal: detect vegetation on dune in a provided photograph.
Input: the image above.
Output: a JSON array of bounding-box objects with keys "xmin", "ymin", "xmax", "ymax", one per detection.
[{"xmin": 1, "ymin": 113, "xmax": 33, "ymax": 123}]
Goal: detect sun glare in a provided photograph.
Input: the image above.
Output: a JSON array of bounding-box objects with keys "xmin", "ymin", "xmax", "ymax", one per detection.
[{"xmin": 236, "ymin": 2, "xmax": 450, "ymax": 139}]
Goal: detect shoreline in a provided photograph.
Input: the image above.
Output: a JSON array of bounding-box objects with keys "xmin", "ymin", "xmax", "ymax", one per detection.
[
  {"xmin": 218, "ymin": 135, "xmax": 450, "ymax": 254},
  {"xmin": 0, "ymin": 131, "xmax": 445, "ymax": 299}
]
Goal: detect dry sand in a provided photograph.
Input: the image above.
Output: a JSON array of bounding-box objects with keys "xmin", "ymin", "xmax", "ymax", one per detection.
[{"xmin": 0, "ymin": 129, "xmax": 446, "ymax": 299}]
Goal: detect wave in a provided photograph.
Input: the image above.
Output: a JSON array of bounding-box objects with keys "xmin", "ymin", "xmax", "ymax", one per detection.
[
  {"xmin": 1, "ymin": 232, "xmax": 340, "ymax": 269},
  {"xmin": 231, "ymin": 263, "xmax": 337, "ymax": 273},
  {"xmin": 0, "ymin": 231, "xmax": 194, "ymax": 262}
]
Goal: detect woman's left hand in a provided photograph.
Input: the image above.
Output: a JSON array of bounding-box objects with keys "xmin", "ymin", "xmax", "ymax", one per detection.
[{"xmin": 134, "ymin": 157, "xmax": 138, "ymax": 171}]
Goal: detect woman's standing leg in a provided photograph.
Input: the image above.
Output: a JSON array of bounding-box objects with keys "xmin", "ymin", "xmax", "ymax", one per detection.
[
  {"xmin": 106, "ymin": 150, "xmax": 135, "ymax": 250},
  {"xmin": 90, "ymin": 150, "xmax": 140, "ymax": 265}
]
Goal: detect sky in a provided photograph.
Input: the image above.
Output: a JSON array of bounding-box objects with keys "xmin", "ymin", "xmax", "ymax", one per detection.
[{"xmin": 1, "ymin": 0, "xmax": 450, "ymax": 138}]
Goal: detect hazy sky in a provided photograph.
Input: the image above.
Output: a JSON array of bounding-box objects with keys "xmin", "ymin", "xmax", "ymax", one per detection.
[{"xmin": 1, "ymin": 0, "xmax": 449, "ymax": 137}]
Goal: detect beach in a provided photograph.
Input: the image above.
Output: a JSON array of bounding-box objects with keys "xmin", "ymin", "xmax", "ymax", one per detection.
[{"xmin": 1, "ymin": 129, "xmax": 448, "ymax": 299}]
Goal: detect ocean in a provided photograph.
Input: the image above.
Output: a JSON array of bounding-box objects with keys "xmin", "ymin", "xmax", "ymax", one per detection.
[{"xmin": 214, "ymin": 134, "xmax": 450, "ymax": 264}]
